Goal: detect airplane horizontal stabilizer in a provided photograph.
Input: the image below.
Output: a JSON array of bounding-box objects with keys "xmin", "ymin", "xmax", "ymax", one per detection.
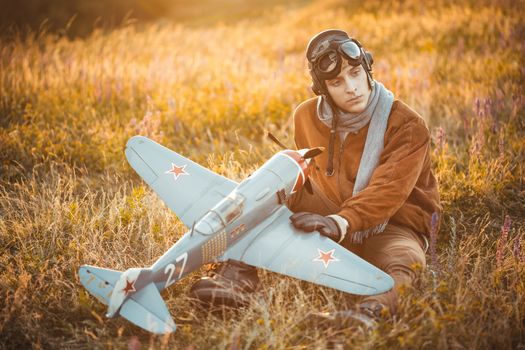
[
  {"xmin": 119, "ymin": 282, "xmax": 176, "ymax": 334},
  {"xmin": 79, "ymin": 265, "xmax": 122, "ymax": 305}
]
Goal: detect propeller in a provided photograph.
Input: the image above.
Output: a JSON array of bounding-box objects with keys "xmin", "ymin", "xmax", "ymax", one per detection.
[
  {"xmin": 267, "ymin": 132, "xmax": 324, "ymax": 195},
  {"xmin": 301, "ymin": 147, "xmax": 325, "ymax": 159},
  {"xmin": 303, "ymin": 176, "xmax": 314, "ymax": 195}
]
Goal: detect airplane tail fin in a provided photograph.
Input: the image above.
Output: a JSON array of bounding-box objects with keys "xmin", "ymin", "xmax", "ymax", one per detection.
[
  {"xmin": 79, "ymin": 265, "xmax": 176, "ymax": 334},
  {"xmin": 119, "ymin": 282, "xmax": 176, "ymax": 334}
]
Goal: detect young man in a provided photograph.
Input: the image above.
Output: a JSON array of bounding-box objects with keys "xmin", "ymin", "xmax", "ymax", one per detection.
[{"xmin": 190, "ymin": 29, "xmax": 441, "ymax": 325}]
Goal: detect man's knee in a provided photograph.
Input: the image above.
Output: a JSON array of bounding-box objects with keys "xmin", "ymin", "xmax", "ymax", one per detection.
[
  {"xmin": 382, "ymin": 243, "xmax": 426, "ymax": 283},
  {"xmin": 361, "ymin": 224, "xmax": 426, "ymax": 268}
]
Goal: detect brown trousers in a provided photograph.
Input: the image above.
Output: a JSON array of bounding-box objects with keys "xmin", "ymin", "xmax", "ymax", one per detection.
[{"xmin": 288, "ymin": 182, "xmax": 427, "ymax": 314}]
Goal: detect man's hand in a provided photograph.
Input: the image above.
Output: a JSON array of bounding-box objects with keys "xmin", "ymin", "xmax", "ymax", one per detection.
[{"xmin": 289, "ymin": 212, "xmax": 343, "ymax": 242}]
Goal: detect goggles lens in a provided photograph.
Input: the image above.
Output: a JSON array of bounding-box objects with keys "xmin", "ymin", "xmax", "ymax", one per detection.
[
  {"xmin": 340, "ymin": 41, "xmax": 361, "ymax": 60},
  {"xmin": 318, "ymin": 52, "xmax": 338, "ymax": 73},
  {"xmin": 314, "ymin": 40, "xmax": 362, "ymax": 76}
]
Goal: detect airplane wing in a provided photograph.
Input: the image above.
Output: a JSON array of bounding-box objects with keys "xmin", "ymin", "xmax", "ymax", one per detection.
[
  {"xmin": 125, "ymin": 136, "xmax": 237, "ymax": 227},
  {"xmin": 222, "ymin": 207, "xmax": 394, "ymax": 295}
]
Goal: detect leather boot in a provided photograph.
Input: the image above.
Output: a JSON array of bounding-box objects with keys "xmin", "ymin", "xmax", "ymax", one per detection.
[{"xmin": 189, "ymin": 260, "xmax": 259, "ymax": 308}]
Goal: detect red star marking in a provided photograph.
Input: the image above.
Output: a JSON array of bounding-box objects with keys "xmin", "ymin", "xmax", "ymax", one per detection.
[
  {"xmin": 313, "ymin": 248, "xmax": 340, "ymax": 268},
  {"xmin": 122, "ymin": 279, "xmax": 136, "ymax": 295},
  {"xmin": 165, "ymin": 163, "xmax": 188, "ymax": 180}
]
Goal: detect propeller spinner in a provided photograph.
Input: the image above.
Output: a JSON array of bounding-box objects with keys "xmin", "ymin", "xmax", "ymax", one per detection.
[{"xmin": 267, "ymin": 132, "xmax": 324, "ymax": 195}]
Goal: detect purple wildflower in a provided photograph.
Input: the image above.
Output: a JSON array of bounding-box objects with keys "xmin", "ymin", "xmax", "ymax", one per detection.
[
  {"xmin": 513, "ymin": 235, "xmax": 523, "ymax": 263},
  {"xmin": 128, "ymin": 336, "xmax": 141, "ymax": 350},
  {"xmin": 473, "ymin": 97, "xmax": 483, "ymax": 118},
  {"xmin": 434, "ymin": 126, "xmax": 446, "ymax": 154},
  {"xmin": 135, "ymin": 96, "xmax": 163, "ymax": 140},
  {"xmin": 483, "ymin": 98, "xmax": 499, "ymax": 133},
  {"xmin": 484, "ymin": 98, "xmax": 492, "ymax": 120},
  {"xmin": 496, "ymin": 215, "xmax": 512, "ymax": 267}
]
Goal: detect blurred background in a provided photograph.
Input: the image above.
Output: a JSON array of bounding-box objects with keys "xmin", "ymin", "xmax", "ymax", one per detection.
[
  {"xmin": 0, "ymin": 0, "xmax": 524, "ymax": 348},
  {"xmin": 1, "ymin": 0, "xmax": 523, "ymax": 177},
  {"xmin": 0, "ymin": 0, "xmax": 311, "ymax": 38}
]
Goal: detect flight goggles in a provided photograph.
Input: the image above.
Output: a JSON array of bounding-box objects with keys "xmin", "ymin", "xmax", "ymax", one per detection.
[{"xmin": 310, "ymin": 39, "xmax": 363, "ymax": 80}]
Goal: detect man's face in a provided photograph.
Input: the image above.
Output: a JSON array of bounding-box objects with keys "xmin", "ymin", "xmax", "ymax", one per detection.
[{"xmin": 324, "ymin": 59, "xmax": 371, "ymax": 114}]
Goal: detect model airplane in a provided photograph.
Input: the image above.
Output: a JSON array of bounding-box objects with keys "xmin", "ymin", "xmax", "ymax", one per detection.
[{"xmin": 79, "ymin": 135, "xmax": 394, "ymax": 334}]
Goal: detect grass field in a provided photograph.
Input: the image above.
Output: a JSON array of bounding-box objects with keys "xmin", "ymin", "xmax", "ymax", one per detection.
[{"xmin": 1, "ymin": 0, "xmax": 524, "ymax": 348}]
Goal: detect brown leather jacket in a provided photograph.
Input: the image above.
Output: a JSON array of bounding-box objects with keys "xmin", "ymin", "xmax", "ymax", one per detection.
[{"xmin": 289, "ymin": 97, "xmax": 441, "ymax": 238}]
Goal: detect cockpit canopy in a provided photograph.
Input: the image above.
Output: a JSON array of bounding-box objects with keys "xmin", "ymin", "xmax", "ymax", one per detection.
[{"xmin": 194, "ymin": 192, "xmax": 245, "ymax": 235}]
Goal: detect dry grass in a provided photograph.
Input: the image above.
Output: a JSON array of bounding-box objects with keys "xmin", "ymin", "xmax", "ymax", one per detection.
[{"xmin": 1, "ymin": 0, "xmax": 524, "ymax": 348}]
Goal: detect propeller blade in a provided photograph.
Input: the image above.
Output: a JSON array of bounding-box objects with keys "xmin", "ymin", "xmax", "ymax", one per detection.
[
  {"xmin": 302, "ymin": 147, "xmax": 325, "ymax": 159},
  {"xmin": 267, "ymin": 132, "xmax": 288, "ymax": 150},
  {"xmin": 304, "ymin": 178, "xmax": 314, "ymax": 195}
]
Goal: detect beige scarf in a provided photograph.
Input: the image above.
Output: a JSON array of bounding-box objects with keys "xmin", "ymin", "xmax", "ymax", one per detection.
[{"xmin": 317, "ymin": 81, "xmax": 395, "ymax": 243}]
